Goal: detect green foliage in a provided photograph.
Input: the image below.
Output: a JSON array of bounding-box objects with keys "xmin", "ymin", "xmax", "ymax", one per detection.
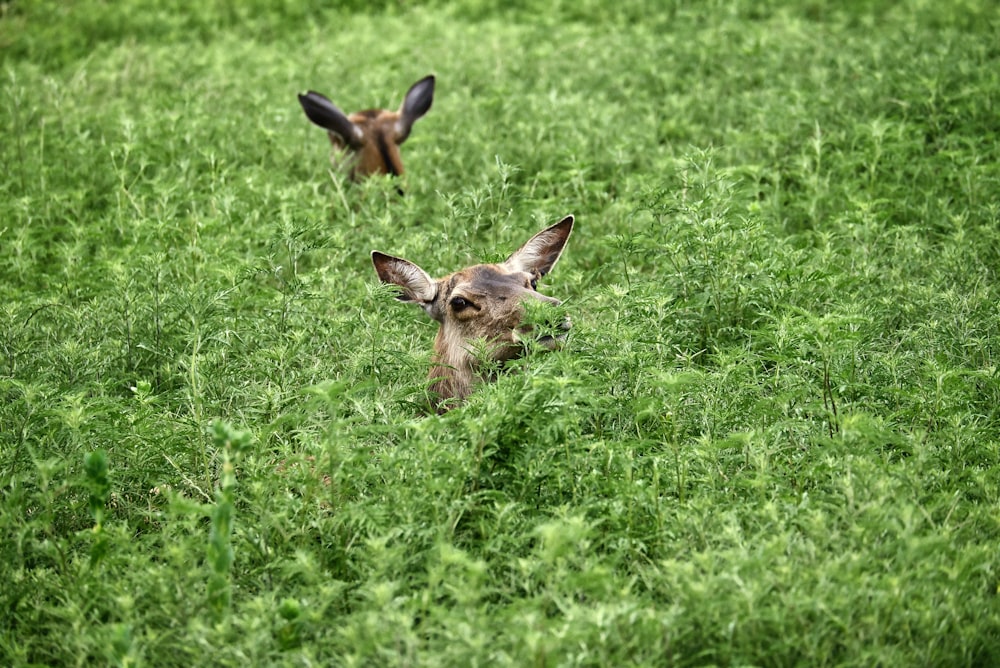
[
  {"xmin": 83, "ymin": 449, "xmax": 111, "ymax": 565},
  {"xmin": 206, "ymin": 420, "xmax": 252, "ymax": 618},
  {"xmin": 2, "ymin": 0, "xmax": 1000, "ymax": 665}
]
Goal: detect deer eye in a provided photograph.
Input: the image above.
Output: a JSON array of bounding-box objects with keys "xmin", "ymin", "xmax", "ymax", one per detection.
[{"xmin": 450, "ymin": 297, "xmax": 471, "ymax": 312}]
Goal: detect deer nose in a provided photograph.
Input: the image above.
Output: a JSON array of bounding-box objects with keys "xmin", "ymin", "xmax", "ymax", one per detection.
[
  {"xmin": 530, "ymin": 294, "xmax": 568, "ymax": 328},
  {"xmin": 539, "ymin": 306, "xmax": 571, "ymax": 337}
]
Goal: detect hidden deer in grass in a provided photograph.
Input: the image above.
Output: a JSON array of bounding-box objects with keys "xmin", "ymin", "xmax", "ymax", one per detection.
[
  {"xmin": 298, "ymin": 75, "xmax": 434, "ymax": 184},
  {"xmin": 372, "ymin": 215, "xmax": 575, "ymax": 411}
]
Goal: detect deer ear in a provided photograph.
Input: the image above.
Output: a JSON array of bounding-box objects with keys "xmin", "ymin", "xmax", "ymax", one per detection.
[
  {"xmin": 372, "ymin": 251, "xmax": 436, "ymax": 304},
  {"xmin": 298, "ymin": 90, "xmax": 364, "ymax": 148},
  {"xmin": 504, "ymin": 215, "xmax": 574, "ymax": 277},
  {"xmin": 395, "ymin": 75, "xmax": 435, "ymax": 143}
]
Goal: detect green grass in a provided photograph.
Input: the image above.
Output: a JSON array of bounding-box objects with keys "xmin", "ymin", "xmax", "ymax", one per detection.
[{"xmin": 3, "ymin": 0, "xmax": 1000, "ymax": 664}]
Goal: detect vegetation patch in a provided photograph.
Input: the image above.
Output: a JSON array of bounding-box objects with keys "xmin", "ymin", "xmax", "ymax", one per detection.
[{"xmin": 2, "ymin": 0, "xmax": 999, "ymax": 664}]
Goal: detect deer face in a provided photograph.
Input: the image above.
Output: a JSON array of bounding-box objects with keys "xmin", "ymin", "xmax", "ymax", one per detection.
[
  {"xmin": 433, "ymin": 264, "xmax": 568, "ymax": 366},
  {"xmin": 372, "ymin": 215, "xmax": 575, "ymax": 410},
  {"xmin": 298, "ymin": 75, "xmax": 434, "ymax": 181}
]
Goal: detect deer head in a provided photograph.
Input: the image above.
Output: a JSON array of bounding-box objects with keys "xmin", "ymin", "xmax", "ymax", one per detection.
[
  {"xmin": 372, "ymin": 215, "xmax": 575, "ymax": 411},
  {"xmin": 298, "ymin": 75, "xmax": 435, "ymax": 182}
]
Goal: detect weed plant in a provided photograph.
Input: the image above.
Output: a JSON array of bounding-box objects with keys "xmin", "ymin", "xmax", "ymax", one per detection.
[{"xmin": 2, "ymin": 0, "xmax": 999, "ymax": 665}]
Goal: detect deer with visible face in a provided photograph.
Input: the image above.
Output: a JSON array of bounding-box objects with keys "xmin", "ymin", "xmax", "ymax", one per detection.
[
  {"xmin": 372, "ymin": 215, "xmax": 575, "ymax": 411},
  {"xmin": 298, "ymin": 75, "xmax": 434, "ymax": 184}
]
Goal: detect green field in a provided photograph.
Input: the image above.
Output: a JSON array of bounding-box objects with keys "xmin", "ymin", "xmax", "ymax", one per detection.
[{"xmin": 3, "ymin": 0, "xmax": 1000, "ymax": 664}]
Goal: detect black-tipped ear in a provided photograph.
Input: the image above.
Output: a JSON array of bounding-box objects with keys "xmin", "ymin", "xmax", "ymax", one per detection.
[
  {"xmin": 298, "ymin": 90, "xmax": 364, "ymax": 148},
  {"xmin": 396, "ymin": 75, "xmax": 435, "ymax": 142},
  {"xmin": 504, "ymin": 215, "xmax": 575, "ymax": 277}
]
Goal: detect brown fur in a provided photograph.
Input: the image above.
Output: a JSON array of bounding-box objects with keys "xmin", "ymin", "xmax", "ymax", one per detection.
[
  {"xmin": 330, "ymin": 109, "xmax": 405, "ymax": 178},
  {"xmin": 299, "ymin": 76, "xmax": 434, "ymax": 182},
  {"xmin": 372, "ymin": 215, "xmax": 575, "ymax": 411}
]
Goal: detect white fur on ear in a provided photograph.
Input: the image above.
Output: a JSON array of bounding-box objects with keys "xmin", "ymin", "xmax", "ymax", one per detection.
[
  {"xmin": 371, "ymin": 251, "xmax": 436, "ymax": 303},
  {"xmin": 504, "ymin": 215, "xmax": 574, "ymax": 276}
]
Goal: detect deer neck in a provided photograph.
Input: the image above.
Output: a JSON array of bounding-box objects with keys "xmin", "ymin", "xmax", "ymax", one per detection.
[{"xmin": 429, "ymin": 327, "xmax": 478, "ymax": 408}]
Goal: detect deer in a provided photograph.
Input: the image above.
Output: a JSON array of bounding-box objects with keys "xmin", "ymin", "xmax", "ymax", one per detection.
[
  {"xmin": 298, "ymin": 75, "xmax": 434, "ymax": 185},
  {"xmin": 372, "ymin": 215, "xmax": 575, "ymax": 411}
]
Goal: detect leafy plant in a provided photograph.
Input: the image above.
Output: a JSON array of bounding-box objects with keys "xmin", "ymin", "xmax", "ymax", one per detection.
[{"xmin": 2, "ymin": 0, "xmax": 1000, "ymax": 664}]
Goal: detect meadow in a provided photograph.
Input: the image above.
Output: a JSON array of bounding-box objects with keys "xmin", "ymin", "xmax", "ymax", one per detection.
[{"xmin": 2, "ymin": 0, "xmax": 1000, "ymax": 664}]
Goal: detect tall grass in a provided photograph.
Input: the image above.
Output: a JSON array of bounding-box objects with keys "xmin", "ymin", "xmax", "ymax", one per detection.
[{"xmin": 2, "ymin": 0, "xmax": 999, "ymax": 664}]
